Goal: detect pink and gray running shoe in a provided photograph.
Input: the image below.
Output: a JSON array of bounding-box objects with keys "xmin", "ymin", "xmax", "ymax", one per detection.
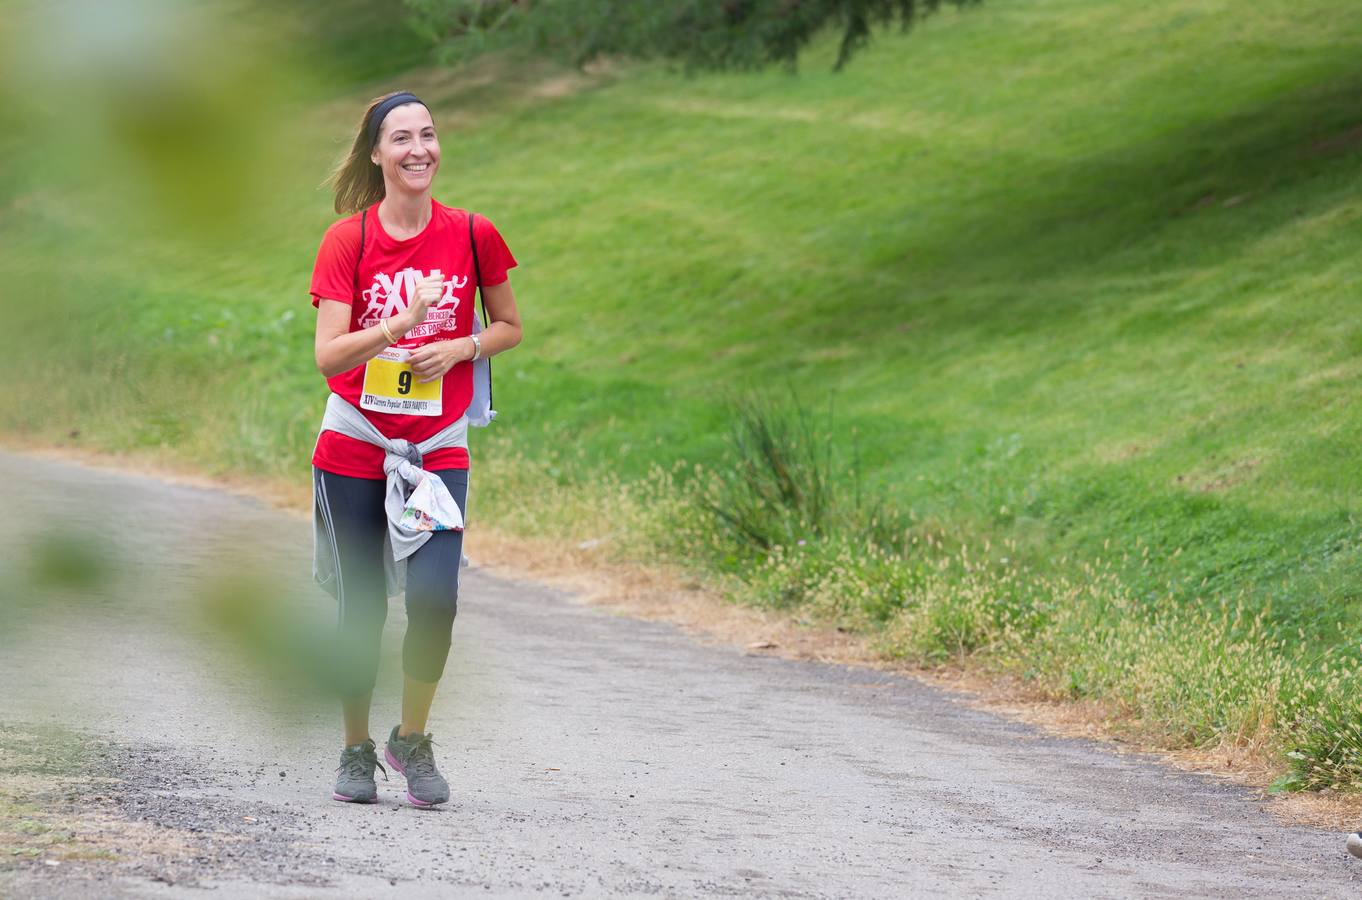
[
  {"xmin": 333, "ymin": 738, "xmax": 385, "ymax": 803},
  {"xmin": 384, "ymin": 726, "xmax": 449, "ymax": 807}
]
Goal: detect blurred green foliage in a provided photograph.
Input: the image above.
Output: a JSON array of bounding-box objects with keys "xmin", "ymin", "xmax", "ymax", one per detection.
[{"xmin": 24, "ymin": 531, "xmax": 113, "ymax": 593}]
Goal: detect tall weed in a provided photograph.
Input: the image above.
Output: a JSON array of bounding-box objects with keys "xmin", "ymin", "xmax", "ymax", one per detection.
[{"xmin": 701, "ymin": 396, "xmax": 840, "ymax": 554}]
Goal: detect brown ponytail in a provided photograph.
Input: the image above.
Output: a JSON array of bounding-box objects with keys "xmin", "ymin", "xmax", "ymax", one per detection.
[{"xmin": 325, "ymin": 92, "xmax": 407, "ymax": 215}]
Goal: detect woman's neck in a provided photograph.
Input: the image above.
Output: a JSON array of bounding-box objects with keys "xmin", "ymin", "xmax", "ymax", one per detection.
[{"xmin": 378, "ymin": 191, "xmax": 432, "ymax": 239}]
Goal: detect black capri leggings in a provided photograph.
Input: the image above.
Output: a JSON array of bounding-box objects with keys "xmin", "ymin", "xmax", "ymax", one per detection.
[{"xmin": 313, "ymin": 466, "xmax": 468, "ymax": 696}]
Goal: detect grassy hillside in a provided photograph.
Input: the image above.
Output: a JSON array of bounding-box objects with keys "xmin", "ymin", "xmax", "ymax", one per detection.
[{"xmin": 3, "ymin": 0, "xmax": 1362, "ymax": 786}]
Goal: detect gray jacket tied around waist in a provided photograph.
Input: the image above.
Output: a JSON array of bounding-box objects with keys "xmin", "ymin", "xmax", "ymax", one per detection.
[{"xmin": 313, "ymin": 393, "xmax": 470, "ymax": 599}]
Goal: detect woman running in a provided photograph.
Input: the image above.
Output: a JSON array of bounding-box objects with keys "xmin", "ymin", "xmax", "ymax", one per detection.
[{"xmin": 308, "ymin": 91, "xmax": 521, "ymax": 807}]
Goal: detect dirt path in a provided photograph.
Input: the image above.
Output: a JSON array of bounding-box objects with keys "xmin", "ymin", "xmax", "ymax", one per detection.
[{"xmin": 0, "ymin": 452, "xmax": 1357, "ymax": 898}]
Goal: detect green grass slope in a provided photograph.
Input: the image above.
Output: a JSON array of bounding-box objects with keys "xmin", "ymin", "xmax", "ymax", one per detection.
[{"xmin": 3, "ymin": 0, "xmax": 1362, "ymax": 784}]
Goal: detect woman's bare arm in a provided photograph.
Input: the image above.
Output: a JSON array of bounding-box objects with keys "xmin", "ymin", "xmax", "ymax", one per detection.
[
  {"xmin": 313, "ymin": 275, "xmax": 441, "ymax": 377},
  {"xmin": 476, "ymin": 280, "xmax": 523, "ymax": 356},
  {"xmin": 314, "ymin": 300, "xmax": 393, "ymax": 378}
]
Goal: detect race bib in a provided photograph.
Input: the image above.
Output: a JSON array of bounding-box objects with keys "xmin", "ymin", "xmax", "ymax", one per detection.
[{"xmin": 360, "ymin": 348, "xmax": 442, "ymax": 416}]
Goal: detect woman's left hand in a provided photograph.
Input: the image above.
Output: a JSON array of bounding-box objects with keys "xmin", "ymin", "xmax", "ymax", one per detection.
[{"xmin": 409, "ymin": 339, "xmax": 474, "ymax": 383}]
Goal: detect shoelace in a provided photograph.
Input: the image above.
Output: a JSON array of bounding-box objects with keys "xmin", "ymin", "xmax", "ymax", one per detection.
[
  {"xmin": 405, "ymin": 734, "xmax": 439, "ymax": 779},
  {"xmin": 339, "ymin": 746, "xmax": 388, "ymax": 781}
]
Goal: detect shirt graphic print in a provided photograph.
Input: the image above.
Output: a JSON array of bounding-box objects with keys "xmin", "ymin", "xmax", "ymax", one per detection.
[{"xmin": 359, "ymin": 268, "xmax": 465, "ymax": 338}]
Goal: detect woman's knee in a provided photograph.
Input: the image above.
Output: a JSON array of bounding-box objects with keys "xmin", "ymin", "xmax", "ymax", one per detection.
[
  {"xmin": 405, "ymin": 576, "xmax": 459, "ymax": 620},
  {"xmin": 402, "ymin": 605, "xmax": 455, "ymax": 681}
]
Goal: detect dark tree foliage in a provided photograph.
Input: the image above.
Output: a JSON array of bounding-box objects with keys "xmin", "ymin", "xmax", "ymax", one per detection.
[{"xmin": 403, "ymin": 0, "xmax": 973, "ymax": 71}]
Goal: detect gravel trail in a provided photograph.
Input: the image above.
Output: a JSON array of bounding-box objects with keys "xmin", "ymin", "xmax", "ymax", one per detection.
[{"xmin": 0, "ymin": 451, "xmax": 1355, "ymax": 898}]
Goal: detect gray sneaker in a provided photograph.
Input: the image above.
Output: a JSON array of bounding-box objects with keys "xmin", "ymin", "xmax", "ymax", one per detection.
[
  {"xmin": 384, "ymin": 726, "xmax": 449, "ymax": 807},
  {"xmin": 332, "ymin": 738, "xmax": 385, "ymax": 803},
  {"xmin": 1348, "ymin": 833, "xmax": 1362, "ymax": 859}
]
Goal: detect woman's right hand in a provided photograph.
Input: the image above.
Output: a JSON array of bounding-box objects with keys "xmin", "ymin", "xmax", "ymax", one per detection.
[{"xmin": 395, "ymin": 272, "xmax": 445, "ymax": 335}]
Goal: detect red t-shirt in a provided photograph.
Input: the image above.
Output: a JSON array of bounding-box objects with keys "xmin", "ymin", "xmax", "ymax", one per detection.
[{"xmin": 309, "ymin": 199, "xmax": 517, "ymax": 479}]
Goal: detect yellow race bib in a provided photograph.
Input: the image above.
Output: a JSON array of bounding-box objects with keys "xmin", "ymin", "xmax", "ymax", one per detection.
[{"xmin": 360, "ymin": 348, "xmax": 443, "ymax": 416}]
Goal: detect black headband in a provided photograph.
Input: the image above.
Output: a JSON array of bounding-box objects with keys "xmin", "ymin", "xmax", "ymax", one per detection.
[{"xmin": 366, "ymin": 92, "xmax": 427, "ymax": 149}]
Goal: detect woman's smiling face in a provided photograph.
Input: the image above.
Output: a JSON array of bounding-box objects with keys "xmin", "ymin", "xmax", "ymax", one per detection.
[{"xmin": 371, "ymin": 103, "xmax": 439, "ymax": 196}]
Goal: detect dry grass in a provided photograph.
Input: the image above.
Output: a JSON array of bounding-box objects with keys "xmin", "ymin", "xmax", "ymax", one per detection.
[
  {"xmin": 469, "ymin": 527, "xmax": 881, "ymax": 666},
  {"xmin": 0, "ymin": 743, "xmax": 196, "ymax": 870}
]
